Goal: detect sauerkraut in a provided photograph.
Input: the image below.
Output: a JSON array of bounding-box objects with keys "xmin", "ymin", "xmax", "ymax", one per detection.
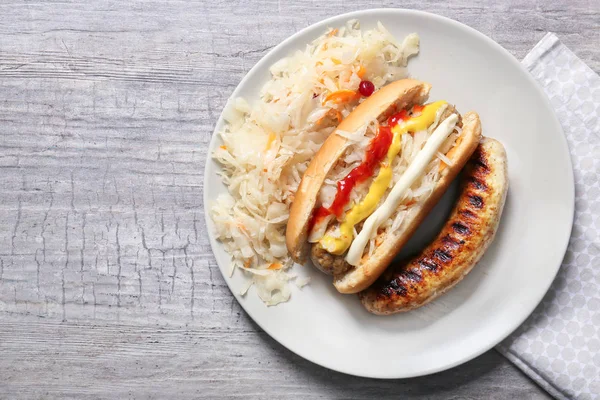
[{"xmin": 210, "ymin": 20, "xmax": 420, "ymax": 305}]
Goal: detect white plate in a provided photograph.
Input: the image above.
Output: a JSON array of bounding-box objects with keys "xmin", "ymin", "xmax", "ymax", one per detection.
[{"xmin": 203, "ymin": 9, "xmax": 574, "ymax": 378}]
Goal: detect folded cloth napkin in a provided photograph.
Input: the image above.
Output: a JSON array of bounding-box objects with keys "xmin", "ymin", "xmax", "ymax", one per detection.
[{"xmin": 496, "ymin": 33, "xmax": 600, "ymax": 400}]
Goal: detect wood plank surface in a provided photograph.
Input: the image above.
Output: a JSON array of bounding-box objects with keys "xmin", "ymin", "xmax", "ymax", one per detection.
[{"xmin": 0, "ymin": 0, "xmax": 598, "ymax": 398}]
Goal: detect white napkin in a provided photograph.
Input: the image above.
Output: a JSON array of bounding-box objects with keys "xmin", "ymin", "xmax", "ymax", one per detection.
[{"xmin": 496, "ymin": 33, "xmax": 600, "ymax": 400}]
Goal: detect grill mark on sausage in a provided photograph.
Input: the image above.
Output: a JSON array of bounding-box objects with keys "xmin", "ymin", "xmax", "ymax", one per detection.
[
  {"xmin": 418, "ymin": 258, "xmax": 438, "ymax": 272},
  {"xmin": 460, "ymin": 209, "xmax": 477, "ymax": 220},
  {"xmin": 452, "ymin": 222, "xmax": 470, "ymax": 235},
  {"xmin": 383, "ymin": 277, "xmax": 407, "ymax": 297},
  {"xmin": 433, "ymin": 249, "xmax": 452, "ymax": 263},
  {"xmin": 469, "ymin": 194, "xmax": 484, "ymax": 208},
  {"xmin": 472, "ymin": 154, "xmax": 490, "ymax": 172},
  {"xmin": 403, "ymin": 269, "xmax": 423, "ymax": 283},
  {"xmin": 469, "ymin": 177, "xmax": 487, "ymax": 191},
  {"xmin": 441, "ymin": 234, "xmax": 461, "ymax": 249}
]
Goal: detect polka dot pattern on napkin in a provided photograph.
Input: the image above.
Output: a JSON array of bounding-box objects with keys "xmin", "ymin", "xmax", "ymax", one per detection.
[{"xmin": 497, "ymin": 33, "xmax": 600, "ymax": 400}]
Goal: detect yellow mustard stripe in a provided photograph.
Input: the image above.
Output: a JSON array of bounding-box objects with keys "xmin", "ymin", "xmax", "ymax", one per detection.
[{"xmin": 319, "ymin": 100, "xmax": 447, "ymax": 255}]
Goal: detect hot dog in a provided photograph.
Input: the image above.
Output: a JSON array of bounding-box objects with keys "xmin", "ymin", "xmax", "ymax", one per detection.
[
  {"xmin": 359, "ymin": 138, "xmax": 508, "ymax": 313},
  {"xmin": 286, "ymin": 79, "xmax": 483, "ymax": 293}
]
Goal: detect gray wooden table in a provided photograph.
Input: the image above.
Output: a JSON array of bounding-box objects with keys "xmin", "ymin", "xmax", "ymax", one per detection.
[{"xmin": 0, "ymin": 1, "xmax": 598, "ymax": 398}]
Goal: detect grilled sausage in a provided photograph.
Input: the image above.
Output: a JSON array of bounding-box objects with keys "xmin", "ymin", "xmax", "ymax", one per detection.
[{"xmin": 359, "ymin": 138, "xmax": 508, "ymax": 314}]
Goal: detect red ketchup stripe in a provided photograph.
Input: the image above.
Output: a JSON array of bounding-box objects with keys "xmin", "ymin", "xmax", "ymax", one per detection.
[
  {"xmin": 387, "ymin": 109, "xmax": 410, "ymax": 127},
  {"xmin": 307, "ymin": 206, "xmax": 331, "ymax": 233},
  {"xmin": 412, "ymin": 104, "xmax": 425, "ymax": 114},
  {"xmin": 308, "ymin": 125, "xmax": 393, "ymax": 231},
  {"xmin": 387, "ymin": 104, "xmax": 423, "ymax": 127}
]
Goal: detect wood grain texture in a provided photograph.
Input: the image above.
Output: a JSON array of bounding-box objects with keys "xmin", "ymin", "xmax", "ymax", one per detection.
[
  {"xmin": 0, "ymin": 320, "xmax": 549, "ymax": 400},
  {"xmin": 0, "ymin": 0, "xmax": 597, "ymax": 398}
]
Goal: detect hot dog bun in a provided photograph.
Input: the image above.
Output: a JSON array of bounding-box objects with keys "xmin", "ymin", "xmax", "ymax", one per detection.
[
  {"xmin": 286, "ymin": 79, "xmax": 431, "ymax": 263},
  {"xmin": 286, "ymin": 79, "xmax": 482, "ymax": 294}
]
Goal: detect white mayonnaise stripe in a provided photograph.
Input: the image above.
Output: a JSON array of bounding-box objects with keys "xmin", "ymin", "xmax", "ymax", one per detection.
[{"xmin": 345, "ymin": 114, "xmax": 459, "ymax": 266}]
